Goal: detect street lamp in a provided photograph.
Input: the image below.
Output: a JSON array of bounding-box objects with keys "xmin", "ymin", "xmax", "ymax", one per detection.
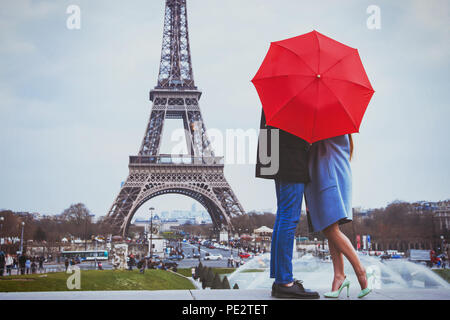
[
  {"xmin": 84, "ymin": 212, "xmax": 95, "ymax": 251},
  {"xmin": 19, "ymin": 222, "xmax": 25, "ymax": 254},
  {"xmin": 149, "ymin": 207, "xmax": 155, "ymax": 258},
  {"xmin": 86, "ymin": 214, "xmax": 96, "ymax": 268},
  {"xmin": 228, "ymin": 226, "xmax": 232, "ymax": 256},
  {"xmin": 0, "ymin": 216, "xmax": 4, "ymax": 251}
]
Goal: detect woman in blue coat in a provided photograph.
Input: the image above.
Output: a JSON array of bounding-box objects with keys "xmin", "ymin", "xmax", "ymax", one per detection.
[{"xmin": 305, "ymin": 134, "xmax": 372, "ymax": 298}]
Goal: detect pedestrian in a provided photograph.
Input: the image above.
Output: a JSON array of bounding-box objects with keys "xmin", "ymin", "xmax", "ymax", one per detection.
[
  {"xmin": 138, "ymin": 258, "xmax": 145, "ymax": 274},
  {"xmin": 31, "ymin": 260, "xmax": 37, "ymax": 274},
  {"xmin": 5, "ymin": 254, "xmax": 13, "ymax": 276},
  {"xmin": 18, "ymin": 254, "xmax": 26, "ymax": 275},
  {"xmin": 442, "ymin": 253, "xmax": 447, "ymax": 269},
  {"xmin": 191, "ymin": 267, "xmax": 195, "ymax": 279},
  {"xmin": 64, "ymin": 258, "xmax": 69, "ymax": 271},
  {"xmin": 0, "ymin": 251, "xmax": 5, "ymax": 276},
  {"xmin": 256, "ymin": 111, "xmax": 319, "ymax": 299},
  {"xmin": 38, "ymin": 256, "xmax": 44, "ymax": 272},
  {"xmin": 25, "ymin": 257, "xmax": 31, "ymax": 274},
  {"xmin": 127, "ymin": 254, "xmax": 135, "ymax": 271},
  {"xmin": 305, "ymin": 134, "xmax": 374, "ymax": 299}
]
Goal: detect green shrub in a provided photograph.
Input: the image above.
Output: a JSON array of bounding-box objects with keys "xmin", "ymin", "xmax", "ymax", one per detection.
[
  {"xmin": 205, "ymin": 268, "xmax": 215, "ymax": 287},
  {"xmin": 200, "ymin": 266, "xmax": 208, "ymax": 283},
  {"xmin": 212, "ymin": 273, "xmax": 222, "ymax": 289},
  {"xmin": 222, "ymin": 276, "xmax": 231, "ymax": 289}
]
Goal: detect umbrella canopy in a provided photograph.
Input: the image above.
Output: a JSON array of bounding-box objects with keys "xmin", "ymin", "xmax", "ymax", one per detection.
[
  {"xmin": 240, "ymin": 234, "xmax": 253, "ymax": 241},
  {"xmin": 251, "ymin": 30, "xmax": 374, "ymax": 143},
  {"xmin": 254, "ymin": 226, "xmax": 273, "ymax": 234}
]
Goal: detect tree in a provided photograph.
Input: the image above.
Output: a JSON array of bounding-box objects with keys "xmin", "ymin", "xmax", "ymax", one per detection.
[
  {"xmin": 34, "ymin": 226, "xmax": 47, "ymax": 242},
  {"xmin": 60, "ymin": 203, "xmax": 92, "ymax": 238},
  {"xmin": 222, "ymin": 276, "xmax": 231, "ymax": 289},
  {"xmin": 200, "ymin": 266, "xmax": 209, "ymax": 283},
  {"xmin": 206, "ymin": 268, "xmax": 215, "ymax": 288},
  {"xmin": 212, "ymin": 273, "xmax": 222, "ymax": 289}
]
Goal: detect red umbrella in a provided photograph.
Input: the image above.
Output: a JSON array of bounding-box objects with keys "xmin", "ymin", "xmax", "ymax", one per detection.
[
  {"xmin": 240, "ymin": 234, "xmax": 253, "ymax": 241},
  {"xmin": 251, "ymin": 30, "xmax": 374, "ymax": 143}
]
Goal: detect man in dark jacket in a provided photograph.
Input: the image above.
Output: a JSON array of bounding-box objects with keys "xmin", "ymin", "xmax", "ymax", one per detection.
[
  {"xmin": 18, "ymin": 253, "xmax": 26, "ymax": 275},
  {"xmin": 256, "ymin": 110, "xmax": 318, "ymax": 299},
  {"xmin": 0, "ymin": 252, "xmax": 5, "ymax": 276}
]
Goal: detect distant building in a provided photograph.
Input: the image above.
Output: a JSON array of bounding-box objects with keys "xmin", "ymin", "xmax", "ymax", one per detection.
[
  {"xmin": 160, "ymin": 219, "xmax": 181, "ymax": 232},
  {"xmin": 353, "ymin": 207, "xmax": 374, "ymax": 219},
  {"xmin": 413, "ymin": 200, "xmax": 450, "ymax": 233},
  {"xmin": 434, "ymin": 201, "xmax": 450, "ymax": 233}
]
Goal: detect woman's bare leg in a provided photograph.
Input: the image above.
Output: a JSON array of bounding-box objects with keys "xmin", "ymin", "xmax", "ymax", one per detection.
[
  {"xmin": 323, "ymin": 222, "xmax": 368, "ymax": 290},
  {"xmin": 328, "ymin": 239, "xmax": 346, "ymax": 291}
]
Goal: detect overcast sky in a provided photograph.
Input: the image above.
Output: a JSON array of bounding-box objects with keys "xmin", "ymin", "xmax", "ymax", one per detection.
[{"xmin": 0, "ymin": 0, "xmax": 449, "ymax": 220}]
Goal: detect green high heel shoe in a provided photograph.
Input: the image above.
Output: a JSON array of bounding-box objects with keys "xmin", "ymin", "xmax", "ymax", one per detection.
[
  {"xmin": 357, "ymin": 271, "xmax": 374, "ymax": 299},
  {"xmin": 324, "ymin": 277, "xmax": 350, "ymax": 298}
]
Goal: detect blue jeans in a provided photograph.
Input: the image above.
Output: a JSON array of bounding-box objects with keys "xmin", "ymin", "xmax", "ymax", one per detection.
[{"xmin": 270, "ymin": 179, "xmax": 304, "ymax": 284}]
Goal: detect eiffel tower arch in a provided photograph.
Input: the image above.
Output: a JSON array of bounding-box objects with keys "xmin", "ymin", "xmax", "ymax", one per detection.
[{"xmin": 104, "ymin": 0, "xmax": 245, "ymax": 237}]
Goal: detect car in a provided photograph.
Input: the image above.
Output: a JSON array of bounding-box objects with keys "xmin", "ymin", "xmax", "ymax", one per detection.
[
  {"xmin": 380, "ymin": 253, "xmax": 391, "ymax": 260},
  {"xmin": 204, "ymin": 253, "xmax": 223, "ymax": 261},
  {"xmin": 161, "ymin": 259, "xmax": 178, "ymax": 271},
  {"xmin": 208, "ymin": 245, "xmax": 215, "ymax": 249},
  {"xmin": 168, "ymin": 254, "xmax": 184, "ymax": 261},
  {"xmin": 239, "ymin": 252, "xmax": 251, "ymax": 259},
  {"xmin": 187, "ymin": 252, "xmax": 200, "ymax": 259}
]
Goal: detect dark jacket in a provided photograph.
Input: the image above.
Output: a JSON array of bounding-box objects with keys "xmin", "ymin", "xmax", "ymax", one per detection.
[
  {"xmin": 255, "ymin": 110, "xmax": 310, "ymax": 182},
  {"xmin": 18, "ymin": 254, "xmax": 26, "ymax": 267}
]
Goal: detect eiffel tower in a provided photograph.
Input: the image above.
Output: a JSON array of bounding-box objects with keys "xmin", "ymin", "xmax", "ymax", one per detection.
[{"xmin": 104, "ymin": 0, "xmax": 245, "ymax": 237}]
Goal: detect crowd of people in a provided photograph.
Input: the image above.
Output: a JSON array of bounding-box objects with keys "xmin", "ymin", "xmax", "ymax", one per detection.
[
  {"xmin": 227, "ymin": 256, "xmax": 243, "ymax": 268},
  {"xmin": 63, "ymin": 256, "xmax": 82, "ymax": 271},
  {"xmin": 126, "ymin": 253, "xmax": 178, "ymax": 273},
  {"xmin": 0, "ymin": 251, "xmax": 45, "ymax": 276},
  {"xmin": 430, "ymin": 249, "xmax": 448, "ymax": 269}
]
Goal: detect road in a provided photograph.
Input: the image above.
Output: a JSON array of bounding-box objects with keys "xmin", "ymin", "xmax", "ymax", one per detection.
[
  {"xmin": 177, "ymin": 241, "xmax": 244, "ymax": 268},
  {"xmin": 36, "ymin": 241, "xmax": 252, "ymax": 272}
]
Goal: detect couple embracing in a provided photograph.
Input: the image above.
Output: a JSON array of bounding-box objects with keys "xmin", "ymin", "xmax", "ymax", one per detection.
[
  {"xmin": 252, "ymin": 30, "xmax": 375, "ymax": 299},
  {"xmin": 256, "ymin": 111, "xmax": 372, "ymax": 299}
]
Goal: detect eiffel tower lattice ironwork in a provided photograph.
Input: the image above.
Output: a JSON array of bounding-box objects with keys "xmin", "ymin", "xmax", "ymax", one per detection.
[{"xmin": 104, "ymin": 0, "xmax": 245, "ymax": 237}]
